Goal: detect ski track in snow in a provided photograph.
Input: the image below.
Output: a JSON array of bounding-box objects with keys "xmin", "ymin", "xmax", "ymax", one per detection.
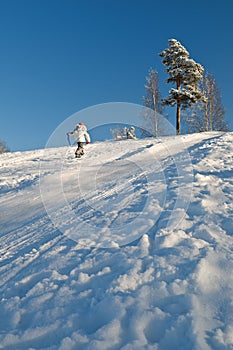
[{"xmin": 0, "ymin": 132, "xmax": 233, "ymax": 349}]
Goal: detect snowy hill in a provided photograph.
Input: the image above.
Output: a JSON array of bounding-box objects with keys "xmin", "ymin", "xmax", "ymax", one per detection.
[{"xmin": 0, "ymin": 132, "xmax": 233, "ymax": 350}]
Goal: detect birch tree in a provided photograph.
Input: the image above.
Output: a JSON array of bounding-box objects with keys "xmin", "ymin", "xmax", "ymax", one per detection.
[
  {"xmin": 203, "ymin": 72, "xmax": 228, "ymax": 131},
  {"xmin": 184, "ymin": 72, "xmax": 228, "ymax": 133},
  {"xmin": 142, "ymin": 68, "xmax": 164, "ymax": 137}
]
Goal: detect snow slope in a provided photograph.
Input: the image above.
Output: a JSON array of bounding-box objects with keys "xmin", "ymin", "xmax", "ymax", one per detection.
[{"xmin": 0, "ymin": 132, "xmax": 233, "ymax": 350}]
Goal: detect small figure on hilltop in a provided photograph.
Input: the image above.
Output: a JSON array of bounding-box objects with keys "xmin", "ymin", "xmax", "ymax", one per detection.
[
  {"xmin": 67, "ymin": 122, "xmax": 91, "ymax": 158},
  {"xmin": 127, "ymin": 126, "xmax": 136, "ymax": 140},
  {"xmin": 110, "ymin": 125, "xmax": 137, "ymax": 141},
  {"xmin": 122, "ymin": 127, "xmax": 128, "ymax": 137}
]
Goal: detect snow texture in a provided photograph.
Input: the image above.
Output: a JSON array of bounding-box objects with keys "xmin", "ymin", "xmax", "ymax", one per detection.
[{"xmin": 0, "ymin": 132, "xmax": 233, "ymax": 349}]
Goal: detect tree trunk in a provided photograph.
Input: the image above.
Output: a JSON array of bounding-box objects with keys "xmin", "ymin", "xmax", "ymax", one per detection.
[
  {"xmin": 153, "ymin": 93, "xmax": 158, "ymax": 137},
  {"xmin": 176, "ymin": 77, "xmax": 181, "ymax": 135},
  {"xmin": 176, "ymin": 101, "xmax": 181, "ymax": 135},
  {"xmin": 205, "ymin": 99, "xmax": 209, "ymax": 131},
  {"xmin": 209, "ymin": 98, "xmax": 213, "ymax": 131}
]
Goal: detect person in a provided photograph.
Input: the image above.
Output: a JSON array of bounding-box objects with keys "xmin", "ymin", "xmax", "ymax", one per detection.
[
  {"xmin": 67, "ymin": 122, "xmax": 91, "ymax": 158},
  {"xmin": 122, "ymin": 126, "xmax": 128, "ymax": 138},
  {"xmin": 127, "ymin": 126, "xmax": 136, "ymax": 140}
]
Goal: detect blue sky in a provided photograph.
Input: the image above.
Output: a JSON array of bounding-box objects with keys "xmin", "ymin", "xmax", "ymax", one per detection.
[{"xmin": 0, "ymin": 0, "xmax": 232, "ymax": 151}]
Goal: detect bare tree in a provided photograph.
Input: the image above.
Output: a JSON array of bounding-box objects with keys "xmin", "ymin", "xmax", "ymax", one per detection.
[
  {"xmin": 142, "ymin": 68, "xmax": 164, "ymax": 137},
  {"xmin": 183, "ymin": 101, "xmax": 208, "ymax": 133},
  {"xmin": 204, "ymin": 72, "xmax": 228, "ymax": 131},
  {"xmin": 184, "ymin": 73, "xmax": 229, "ymax": 133},
  {"xmin": 0, "ymin": 140, "xmax": 10, "ymax": 154},
  {"xmin": 110, "ymin": 125, "xmax": 125, "ymax": 140},
  {"xmin": 159, "ymin": 39, "xmax": 205, "ymax": 135}
]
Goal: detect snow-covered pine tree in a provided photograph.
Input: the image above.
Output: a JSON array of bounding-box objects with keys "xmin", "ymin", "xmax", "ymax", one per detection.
[
  {"xmin": 159, "ymin": 39, "xmax": 205, "ymax": 134},
  {"xmin": 142, "ymin": 68, "xmax": 164, "ymax": 137}
]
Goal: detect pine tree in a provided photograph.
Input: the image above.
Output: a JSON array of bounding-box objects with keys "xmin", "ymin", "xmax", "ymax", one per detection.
[
  {"xmin": 142, "ymin": 68, "xmax": 165, "ymax": 137},
  {"xmin": 159, "ymin": 39, "xmax": 205, "ymax": 134}
]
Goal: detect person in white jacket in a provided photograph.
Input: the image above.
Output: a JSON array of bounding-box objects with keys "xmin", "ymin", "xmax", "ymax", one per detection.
[
  {"xmin": 127, "ymin": 126, "xmax": 137, "ymax": 140},
  {"xmin": 67, "ymin": 122, "xmax": 91, "ymax": 158}
]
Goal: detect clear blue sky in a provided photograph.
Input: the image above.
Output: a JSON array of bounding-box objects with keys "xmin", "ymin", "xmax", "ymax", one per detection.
[{"xmin": 0, "ymin": 0, "xmax": 232, "ymax": 151}]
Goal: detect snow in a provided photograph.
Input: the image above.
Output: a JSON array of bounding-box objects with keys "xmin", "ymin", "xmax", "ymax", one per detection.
[{"xmin": 0, "ymin": 132, "xmax": 233, "ymax": 349}]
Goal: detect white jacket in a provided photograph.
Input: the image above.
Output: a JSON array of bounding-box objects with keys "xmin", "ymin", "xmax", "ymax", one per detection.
[{"xmin": 68, "ymin": 124, "xmax": 91, "ymax": 143}]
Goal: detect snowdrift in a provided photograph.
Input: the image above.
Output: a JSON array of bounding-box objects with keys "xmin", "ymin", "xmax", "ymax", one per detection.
[{"xmin": 0, "ymin": 132, "xmax": 233, "ymax": 349}]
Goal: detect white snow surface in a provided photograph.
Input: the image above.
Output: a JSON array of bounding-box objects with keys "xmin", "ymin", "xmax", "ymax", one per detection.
[{"xmin": 0, "ymin": 132, "xmax": 233, "ymax": 350}]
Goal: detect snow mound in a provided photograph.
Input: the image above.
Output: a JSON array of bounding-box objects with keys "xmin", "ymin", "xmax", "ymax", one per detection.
[{"xmin": 0, "ymin": 132, "xmax": 233, "ymax": 349}]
